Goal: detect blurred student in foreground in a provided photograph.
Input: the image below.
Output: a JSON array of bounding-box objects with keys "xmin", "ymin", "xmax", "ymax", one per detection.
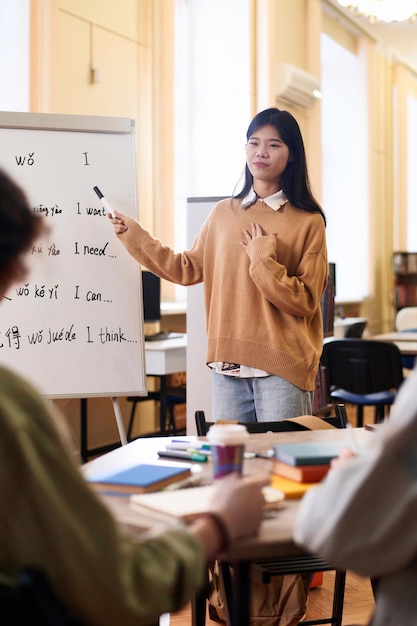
[
  {"xmin": 294, "ymin": 367, "xmax": 417, "ymax": 625},
  {"xmin": 0, "ymin": 167, "xmax": 268, "ymax": 625}
]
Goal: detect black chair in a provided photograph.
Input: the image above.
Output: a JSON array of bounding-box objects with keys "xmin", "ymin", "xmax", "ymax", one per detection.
[
  {"xmin": 321, "ymin": 339, "xmax": 404, "ymax": 427},
  {"xmin": 127, "ymin": 383, "xmax": 186, "ymax": 438},
  {"xmin": 195, "ymin": 410, "xmax": 342, "ymax": 436},
  {"xmin": 193, "ymin": 410, "xmax": 346, "ymax": 626},
  {"xmin": 0, "ymin": 569, "xmax": 81, "ymax": 625},
  {"xmin": 344, "ymin": 320, "xmax": 367, "ymax": 338}
]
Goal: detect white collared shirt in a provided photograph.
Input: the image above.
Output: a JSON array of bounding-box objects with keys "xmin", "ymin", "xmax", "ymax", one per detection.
[{"xmin": 241, "ymin": 187, "xmax": 288, "ymax": 211}]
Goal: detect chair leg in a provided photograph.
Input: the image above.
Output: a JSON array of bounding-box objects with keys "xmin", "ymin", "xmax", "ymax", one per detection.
[
  {"xmin": 127, "ymin": 401, "xmax": 137, "ymax": 440},
  {"xmin": 227, "ymin": 561, "xmax": 251, "ymax": 626},
  {"xmin": 192, "ymin": 566, "xmax": 210, "ymax": 626},
  {"xmin": 356, "ymin": 405, "xmax": 364, "ymax": 428},
  {"xmin": 375, "ymin": 405, "xmax": 385, "ymax": 423},
  {"xmin": 167, "ymin": 401, "xmax": 176, "ymax": 434},
  {"xmin": 370, "ymin": 576, "xmax": 379, "ymax": 598},
  {"xmin": 192, "ymin": 587, "xmax": 207, "ymax": 626},
  {"xmin": 332, "ymin": 570, "xmax": 346, "ymax": 626}
]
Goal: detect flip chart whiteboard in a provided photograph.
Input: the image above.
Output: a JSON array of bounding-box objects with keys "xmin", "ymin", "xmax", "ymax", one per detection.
[{"xmin": 0, "ymin": 111, "xmax": 146, "ymax": 399}]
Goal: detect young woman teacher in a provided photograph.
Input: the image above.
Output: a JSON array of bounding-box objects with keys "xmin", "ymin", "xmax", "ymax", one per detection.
[{"xmin": 110, "ymin": 108, "xmax": 328, "ymax": 423}]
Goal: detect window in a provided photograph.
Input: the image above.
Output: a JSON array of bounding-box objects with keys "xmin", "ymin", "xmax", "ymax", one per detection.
[
  {"xmin": 407, "ymin": 94, "xmax": 417, "ymax": 250},
  {"xmin": 321, "ymin": 32, "xmax": 369, "ymax": 302},
  {"xmin": 0, "ymin": 0, "xmax": 30, "ymax": 111},
  {"xmin": 173, "ymin": 0, "xmax": 252, "ymax": 301},
  {"xmin": 174, "ymin": 0, "xmax": 252, "ymax": 233}
]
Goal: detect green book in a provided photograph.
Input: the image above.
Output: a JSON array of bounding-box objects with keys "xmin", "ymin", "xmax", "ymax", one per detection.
[{"xmin": 273, "ymin": 441, "xmax": 350, "ymax": 467}]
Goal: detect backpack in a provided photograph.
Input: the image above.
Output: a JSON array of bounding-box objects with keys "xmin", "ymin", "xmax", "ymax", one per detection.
[{"xmin": 208, "ymin": 560, "xmax": 312, "ymax": 626}]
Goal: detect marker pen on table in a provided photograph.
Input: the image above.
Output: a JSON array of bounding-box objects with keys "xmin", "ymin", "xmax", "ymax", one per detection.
[
  {"xmin": 157, "ymin": 450, "xmax": 208, "ymax": 463},
  {"xmin": 93, "ymin": 186, "xmax": 114, "ymax": 218},
  {"xmin": 166, "ymin": 440, "xmax": 205, "ymax": 451}
]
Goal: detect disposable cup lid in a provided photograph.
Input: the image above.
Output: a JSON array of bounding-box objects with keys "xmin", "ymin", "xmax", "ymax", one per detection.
[{"xmin": 206, "ymin": 423, "xmax": 249, "ymax": 446}]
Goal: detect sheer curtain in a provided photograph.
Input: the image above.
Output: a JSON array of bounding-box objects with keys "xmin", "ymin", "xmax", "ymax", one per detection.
[
  {"xmin": 407, "ymin": 95, "xmax": 417, "ymax": 250},
  {"xmin": 321, "ymin": 32, "xmax": 369, "ymax": 303},
  {"xmin": 173, "ymin": 0, "xmax": 252, "ymax": 302}
]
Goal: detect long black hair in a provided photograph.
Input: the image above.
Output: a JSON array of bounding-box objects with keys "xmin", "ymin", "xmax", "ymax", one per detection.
[{"xmin": 234, "ymin": 108, "xmax": 326, "ymax": 224}]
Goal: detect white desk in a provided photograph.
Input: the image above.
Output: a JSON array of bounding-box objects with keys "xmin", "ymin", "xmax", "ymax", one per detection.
[
  {"xmin": 139, "ymin": 336, "xmax": 187, "ymax": 435},
  {"xmin": 333, "ymin": 317, "xmax": 367, "ymax": 338},
  {"xmin": 145, "ymin": 335, "xmax": 187, "ymax": 375}
]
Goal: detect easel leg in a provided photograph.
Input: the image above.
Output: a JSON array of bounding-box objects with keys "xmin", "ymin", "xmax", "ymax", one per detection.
[
  {"xmin": 80, "ymin": 398, "xmax": 88, "ymax": 463},
  {"xmin": 111, "ymin": 397, "xmax": 128, "ymax": 445}
]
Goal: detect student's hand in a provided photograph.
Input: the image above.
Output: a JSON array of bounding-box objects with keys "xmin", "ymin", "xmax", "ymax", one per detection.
[
  {"xmin": 240, "ymin": 222, "xmax": 264, "ymax": 248},
  {"xmin": 108, "ymin": 210, "xmax": 129, "ymax": 234},
  {"xmin": 210, "ymin": 473, "xmax": 269, "ymax": 541},
  {"xmin": 330, "ymin": 447, "xmax": 355, "ymax": 471}
]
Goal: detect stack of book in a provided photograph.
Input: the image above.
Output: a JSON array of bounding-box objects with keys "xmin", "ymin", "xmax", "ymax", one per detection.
[{"xmin": 271, "ymin": 440, "xmax": 346, "ymax": 498}]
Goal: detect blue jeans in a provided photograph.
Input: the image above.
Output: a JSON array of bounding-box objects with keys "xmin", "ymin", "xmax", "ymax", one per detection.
[{"xmin": 212, "ymin": 370, "xmax": 313, "ymax": 422}]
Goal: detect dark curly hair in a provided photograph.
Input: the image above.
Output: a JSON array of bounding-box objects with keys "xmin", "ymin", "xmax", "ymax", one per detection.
[{"xmin": 0, "ymin": 169, "xmax": 47, "ymax": 289}]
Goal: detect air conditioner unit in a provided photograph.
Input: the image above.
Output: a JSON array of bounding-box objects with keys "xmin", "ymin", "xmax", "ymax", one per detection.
[{"xmin": 276, "ymin": 62, "xmax": 321, "ymax": 108}]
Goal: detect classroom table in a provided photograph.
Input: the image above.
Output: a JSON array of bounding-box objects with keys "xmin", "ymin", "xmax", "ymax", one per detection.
[
  {"xmin": 333, "ymin": 316, "xmax": 367, "ymax": 338},
  {"xmin": 371, "ymin": 331, "xmax": 417, "ymax": 356},
  {"xmin": 82, "ymin": 427, "xmax": 372, "ymax": 626}
]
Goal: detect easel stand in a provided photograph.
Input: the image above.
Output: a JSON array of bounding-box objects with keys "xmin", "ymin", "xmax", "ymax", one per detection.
[{"xmin": 80, "ymin": 397, "xmax": 127, "ymax": 463}]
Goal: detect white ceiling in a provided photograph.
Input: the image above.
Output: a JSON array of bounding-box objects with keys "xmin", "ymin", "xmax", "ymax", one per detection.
[{"xmin": 325, "ymin": 0, "xmax": 417, "ymax": 75}]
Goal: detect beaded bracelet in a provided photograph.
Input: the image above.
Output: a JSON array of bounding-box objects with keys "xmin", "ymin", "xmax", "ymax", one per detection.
[{"xmin": 200, "ymin": 512, "xmax": 231, "ymax": 552}]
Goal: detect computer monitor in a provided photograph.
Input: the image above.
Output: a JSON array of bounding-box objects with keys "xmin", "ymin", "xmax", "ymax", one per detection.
[{"xmin": 142, "ymin": 271, "xmax": 161, "ymax": 323}]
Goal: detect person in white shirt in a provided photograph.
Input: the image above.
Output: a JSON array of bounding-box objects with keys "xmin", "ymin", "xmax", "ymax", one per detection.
[{"xmin": 294, "ymin": 367, "xmax": 417, "ymax": 625}]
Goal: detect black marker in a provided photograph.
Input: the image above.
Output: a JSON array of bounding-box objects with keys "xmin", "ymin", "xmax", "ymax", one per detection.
[
  {"xmin": 93, "ymin": 186, "xmax": 114, "ymax": 217},
  {"xmin": 157, "ymin": 450, "xmax": 208, "ymax": 463}
]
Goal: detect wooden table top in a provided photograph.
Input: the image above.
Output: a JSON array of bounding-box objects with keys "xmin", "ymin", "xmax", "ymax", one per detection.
[{"xmin": 92, "ymin": 428, "xmax": 372, "ymax": 563}]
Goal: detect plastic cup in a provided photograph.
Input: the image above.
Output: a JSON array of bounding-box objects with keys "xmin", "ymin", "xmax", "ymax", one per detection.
[{"xmin": 206, "ymin": 424, "xmax": 249, "ymax": 479}]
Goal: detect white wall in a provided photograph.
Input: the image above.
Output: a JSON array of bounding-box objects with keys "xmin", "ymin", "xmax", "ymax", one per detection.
[{"xmin": 186, "ymin": 197, "xmax": 222, "ymax": 433}]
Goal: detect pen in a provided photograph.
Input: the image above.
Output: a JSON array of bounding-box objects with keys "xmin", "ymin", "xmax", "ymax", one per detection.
[
  {"xmin": 157, "ymin": 450, "xmax": 208, "ymax": 463},
  {"xmin": 170, "ymin": 439, "xmax": 211, "ymax": 449},
  {"xmin": 166, "ymin": 440, "xmax": 205, "ymax": 451},
  {"xmin": 93, "ymin": 186, "xmax": 114, "ymax": 218}
]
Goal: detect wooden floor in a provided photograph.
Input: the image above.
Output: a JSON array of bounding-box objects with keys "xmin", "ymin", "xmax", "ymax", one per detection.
[{"xmin": 169, "ymin": 570, "xmax": 375, "ymax": 626}]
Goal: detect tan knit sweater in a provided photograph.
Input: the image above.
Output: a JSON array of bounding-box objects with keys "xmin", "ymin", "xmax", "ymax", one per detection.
[{"xmin": 117, "ymin": 197, "xmax": 328, "ymax": 391}]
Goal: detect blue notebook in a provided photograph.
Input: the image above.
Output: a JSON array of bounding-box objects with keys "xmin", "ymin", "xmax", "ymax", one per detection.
[
  {"xmin": 273, "ymin": 441, "xmax": 349, "ymax": 467},
  {"xmin": 88, "ymin": 463, "xmax": 191, "ymax": 494}
]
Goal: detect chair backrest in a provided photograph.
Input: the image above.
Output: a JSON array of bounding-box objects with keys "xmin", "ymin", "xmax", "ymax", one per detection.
[
  {"xmin": 395, "ymin": 306, "xmax": 417, "ymax": 331},
  {"xmin": 0, "ymin": 569, "xmax": 80, "ymax": 625},
  {"xmin": 321, "ymin": 339, "xmax": 404, "ymax": 395},
  {"xmin": 194, "ymin": 410, "xmax": 341, "ymax": 436},
  {"xmin": 344, "ymin": 320, "xmax": 367, "ymax": 338}
]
